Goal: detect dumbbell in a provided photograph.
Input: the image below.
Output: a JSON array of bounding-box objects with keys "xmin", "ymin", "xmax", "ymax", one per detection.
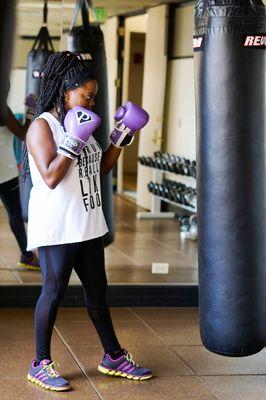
[
  {"xmin": 173, "ymin": 157, "xmax": 182, "ymax": 174},
  {"xmin": 179, "ymin": 158, "xmax": 189, "ymax": 175},
  {"xmin": 145, "ymin": 156, "xmax": 154, "ymax": 167},
  {"xmin": 158, "ymin": 183, "xmax": 166, "ymax": 198},
  {"xmin": 184, "ymin": 191, "xmax": 197, "ymax": 208},
  {"xmin": 179, "ymin": 216, "xmax": 191, "ymax": 232},
  {"xmin": 147, "ymin": 181, "xmax": 155, "ymax": 193},
  {"xmin": 187, "ymin": 160, "xmax": 196, "ymax": 177},
  {"xmin": 153, "ymin": 182, "xmax": 160, "ymax": 195},
  {"xmin": 192, "ymin": 161, "xmax": 197, "ymax": 178},
  {"xmin": 138, "ymin": 156, "xmax": 146, "ymax": 165}
]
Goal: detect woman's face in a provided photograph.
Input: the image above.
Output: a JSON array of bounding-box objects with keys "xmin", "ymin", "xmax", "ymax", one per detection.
[{"xmin": 64, "ymin": 79, "xmax": 98, "ymax": 111}]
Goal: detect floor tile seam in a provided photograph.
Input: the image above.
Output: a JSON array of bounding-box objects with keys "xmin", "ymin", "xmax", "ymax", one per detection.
[
  {"xmin": 115, "ymin": 219, "xmax": 135, "ymax": 230},
  {"xmin": 54, "ymin": 326, "xmax": 106, "ymax": 400},
  {"xmin": 150, "ymin": 237, "xmax": 185, "ymax": 255},
  {"xmin": 128, "ymin": 308, "xmax": 177, "ymax": 346},
  {"xmin": 10, "ymin": 270, "xmax": 23, "ymax": 284},
  {"xmin": 168, "ymin": 346, "xmax": 200, "ymax": 375},
  {"xmin": 198, "ymin": 376, "xmax": 226, "ymax": 400},
  {"xmin": 0, "ymin": 254, "xmax": 10, "ymax": 269},
  {"xmin": 109, "ymin": 245, "xmax": 139, "ymax": 266}
]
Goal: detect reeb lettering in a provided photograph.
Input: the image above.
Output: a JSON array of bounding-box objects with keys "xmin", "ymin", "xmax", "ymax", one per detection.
[
  {"xmin": 244, "ymin": 35, "xmax": 266, "ymax": 47},
  {"xmin": 193, "ymin": 37, "xmax": 203, "ymax": 49}
]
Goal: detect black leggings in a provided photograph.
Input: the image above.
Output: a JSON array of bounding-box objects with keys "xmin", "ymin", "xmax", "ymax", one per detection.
[
  {"xmin": 0, "ymin": 177, "xmax": 28, "ymax": 255},
  {"xmin": 35, "ymin": 237, "xmax": 121, "ymax": 362}
]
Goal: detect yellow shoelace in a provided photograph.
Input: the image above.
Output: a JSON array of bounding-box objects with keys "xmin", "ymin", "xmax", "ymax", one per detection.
[
  {"xmin": 125, "ymin": 353, "xmax": 139, "ymax": 367},
  {"xmin": 41, "ymin": 361, "xmax": 60, "ymax": 378}
]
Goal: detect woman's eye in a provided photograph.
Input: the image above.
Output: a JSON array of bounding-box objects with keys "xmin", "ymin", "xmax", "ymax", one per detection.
[{"xmin": 85, "ymin": 95, "xmax": 92, "ymax": 101}]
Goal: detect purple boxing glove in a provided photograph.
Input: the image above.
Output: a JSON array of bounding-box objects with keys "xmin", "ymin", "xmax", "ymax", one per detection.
[
  {"xmin": 110, "ymin": 101, "xmax": 149, "ymax": 148},
  {"xmin": 58, "ymin": 106, "xmax": 101, "ymax": 159}
]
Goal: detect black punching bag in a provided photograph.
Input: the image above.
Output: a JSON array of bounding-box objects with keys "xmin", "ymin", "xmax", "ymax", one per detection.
[
  {"xmin": 20, "ymin": 0, "xmax": 54, "ymax": 222},
  {"xmin": 68, "ymin": 0, "xmax": 115, "ymax": 246},
  {"xmin": 194, "ymin": 0, "xmax": 266, "ymax": 356},
  {"xmin": 26, "ymin": 1, "xmax": 54, "ymax": 97}
]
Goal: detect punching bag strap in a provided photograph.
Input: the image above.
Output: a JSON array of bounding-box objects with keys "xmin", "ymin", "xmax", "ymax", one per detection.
[
  {"xmin": 43, "ymin": 0, "xmax": 48, "ymax": 24},
  {"xmin": 31, "ymin": 0, "xmax": 54, "ymax": 52},
  {"xmin": 70, "ymin": 0, "xmax": 89, "ymax": 30},
  {"xmin": 69, "ymin": 0, "xmax": 98, "ymax": 31},
  {"xmin": 86, "ymin": 0, "xmax": 98, "ymax": 23}
]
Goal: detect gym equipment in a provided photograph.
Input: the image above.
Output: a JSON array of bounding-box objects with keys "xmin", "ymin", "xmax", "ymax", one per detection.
[
  {"xmin": 26, "ymin": 0, "xmax": 54, "ymax": 98},
  {"xmin": 20, "ymin": 0, "xmax": 55, "ymax": 223},
  {"xmin": 179, "ymin": 215, "xmax": 198, "ymax": 241},
  {"xmin": 194, "ymin": 0, "xmax": 266, "ymax": 356},
  {"xmin": 68, "ymin": 0, "xmax": 114, "ymax": 246},
  {"xmin": 138, "ymin": 152, "xmax": 197, "ymax": 177}
]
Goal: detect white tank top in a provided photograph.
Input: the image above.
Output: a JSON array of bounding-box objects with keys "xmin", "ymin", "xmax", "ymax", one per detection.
[
  {"xmin": 27, "ymin": 112, "xmax": 108, "ymax": 250},
  {"xmin": 0, "ymin": 125, "xmax": 18, "ymax": 184}
]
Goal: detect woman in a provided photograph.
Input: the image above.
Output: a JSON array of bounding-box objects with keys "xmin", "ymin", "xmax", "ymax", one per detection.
[
  {"xmin": 26, "ymin": 51, "xmax": 152, "ymax": 392},
  {"xmin": 0, "ymin": 91, "xmax": 40, "ymax": 270}
]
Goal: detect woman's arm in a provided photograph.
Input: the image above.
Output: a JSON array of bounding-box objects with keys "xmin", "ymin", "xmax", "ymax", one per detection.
[
  {"xmin": 5, "ymin": 107, "xmax": 31, "ymax": 140},
  {"xmin": 27, "ymin": 118, "xmax": 73, "ymax": 189},
  {"xmin": 101, "ymin": 143, "xmax": 122, "ymax": 175}
]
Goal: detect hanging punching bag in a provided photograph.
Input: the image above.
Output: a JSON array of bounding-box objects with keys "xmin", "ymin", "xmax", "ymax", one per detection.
[
  {"xmin": 68, "ymin": 0, "xmax": 115, "ymax": 246},
  {"xmin": 26, "ymin": 1, "xmax": 54, "ymax": 97},
  {"xmin": 20, "ymin": 0, "xmax": 54, "ymax": 222},
  {"xmin": 194, "ymin": 0, "xmax": 266, "ymax": 356}
]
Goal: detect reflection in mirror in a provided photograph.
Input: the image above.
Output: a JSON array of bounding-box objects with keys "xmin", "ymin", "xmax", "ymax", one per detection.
[{"xmin": 0, "ymin": 1, "xmax": 198, "ymax": 288}]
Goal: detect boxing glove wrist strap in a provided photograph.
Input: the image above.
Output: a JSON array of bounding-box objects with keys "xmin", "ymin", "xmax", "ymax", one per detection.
[
  {"xmin": 58, "ymin": 132, "xmax": 86, "ymax": 157},
  {"xmin": 110, "ymin": 129, "xmax": 134, "ymax": 148},
  {"xmin": 57, "ymin": 148, "xmax": 75, "ymax": 160}
]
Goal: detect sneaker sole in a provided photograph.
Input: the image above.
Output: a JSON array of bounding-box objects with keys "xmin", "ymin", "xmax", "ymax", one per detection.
[
  {"xmin": 17, "ymin": 262, "xmax": 40, "ymax": 271},
  {"xmin": 27, "ymin": 373, "xmax": 70, "ymax": 391},
  {"xmin": 98, "ymin": 365, "xmax": 152, "ymax": 381}
]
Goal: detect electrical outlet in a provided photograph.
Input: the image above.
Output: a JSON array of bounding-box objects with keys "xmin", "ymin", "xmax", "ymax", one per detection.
[{"xmin": 151, "ymin": 263, "xmax": 169, "ymax": 274}]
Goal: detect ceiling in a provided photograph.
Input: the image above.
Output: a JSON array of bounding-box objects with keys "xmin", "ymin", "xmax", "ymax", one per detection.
[{"xmin": 16, "ymin": 0, "xmax": 180, "ymax": 36}]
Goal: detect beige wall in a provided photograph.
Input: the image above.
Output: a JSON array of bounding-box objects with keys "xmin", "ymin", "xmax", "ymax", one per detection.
[
  {"xmin": 170, "ymin": 3, "xmax": 194, "ymax": 58},
  {"xmin": 102, "ymin": 17, "xmax": 119, "ymax": 131},
  {"xmin": 136, "ymin": 4, "xmax": 168, "ymax": 208},
  {"xmin": 164, "ymin": 4, "xmax": 196, "ymax": 161},
  {"xmin": 124, "ymin": 33, "xmax": 145, "ymax": 174},
  {"xmin": 117, "ymin": 14, "xmax": 147, "ymax": 192},
  {"xmin": 164, "ymin": 59, "xmax": 196, "ymax": 160}
]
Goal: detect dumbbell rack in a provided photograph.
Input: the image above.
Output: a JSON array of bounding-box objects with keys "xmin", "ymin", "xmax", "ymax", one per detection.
[{"xmin": 137, "ymin": 167, "xmax": 197, "ymax": 219}]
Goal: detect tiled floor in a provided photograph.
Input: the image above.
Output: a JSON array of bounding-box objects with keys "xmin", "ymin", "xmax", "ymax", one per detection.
[
  {"xmin": 0, "ymin": 195, "xmax": 198, "ymax": 285},
  {"xmin": 0, "ymin": 196, "xmax": 265, "ymax": 399},
  {"xmin": 0, "ymin": 307, "xmax": 265, "ymax": 400}
]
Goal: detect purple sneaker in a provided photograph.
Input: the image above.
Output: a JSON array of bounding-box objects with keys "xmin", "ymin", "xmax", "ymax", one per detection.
[
  {"xmin": 98, "ymin": 349, "xmax": 152, "ymax": 381},
  {"xmin": 27, "ymin": 359, "xmax": 70, "ymax": 391},
  {"xmin": 18, "ymin": 253, "xmax": 40, "ymax": 271}
]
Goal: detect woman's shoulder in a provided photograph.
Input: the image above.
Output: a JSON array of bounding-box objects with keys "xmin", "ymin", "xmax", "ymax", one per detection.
[
  {"xmin": 29, "ymin": 115, "xmax": 52, "ymax": 131},
  {"xmin": 27, "ymin": 115, "xmax": 54, "ymax": 142},
  {"xmin": 35, "ymin": 111, "xmax": 59, "ymax": 124}
]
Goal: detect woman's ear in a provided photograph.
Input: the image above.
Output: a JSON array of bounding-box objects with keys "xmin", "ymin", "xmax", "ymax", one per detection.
[{"xmin": 64, "ymin": 91, "xmax": 70, "ymax": 102}]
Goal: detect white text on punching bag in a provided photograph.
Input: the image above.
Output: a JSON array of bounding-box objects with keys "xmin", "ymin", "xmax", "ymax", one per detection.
[{"xmin": 243, "ymin": 35, "xmax": 266, "ymax": 48}]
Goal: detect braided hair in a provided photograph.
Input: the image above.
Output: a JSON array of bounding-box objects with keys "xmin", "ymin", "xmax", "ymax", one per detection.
[
  {"xmin": 36, "ymin": 51, "xmax": 95, "ymax": 125},
  {"xmin": 21, "ymin": 51, "xmax": 95, "ymax": 185}
]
